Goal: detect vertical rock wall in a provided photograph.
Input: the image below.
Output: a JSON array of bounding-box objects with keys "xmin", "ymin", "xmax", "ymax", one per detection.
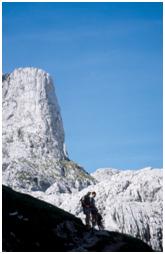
[{"xmin": 2, "ymin": 68, "xmax": 94, "ymax": 191}]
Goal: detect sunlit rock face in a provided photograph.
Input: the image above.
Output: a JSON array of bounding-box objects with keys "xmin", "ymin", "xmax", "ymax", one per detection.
[
  {"xmin": 2, "ymin": 68, "xmax": 94, "ymax": 191},
  {"xmin": 47, "ymin": 167, "xmax": 162, "ymax": 251},
  {"xmin": 3, "ymin": 68, "xmax": 65, "ymax": 161}
]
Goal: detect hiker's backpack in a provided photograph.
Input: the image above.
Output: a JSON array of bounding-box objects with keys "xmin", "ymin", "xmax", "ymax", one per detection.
[{"xmin": 80, "ymin": 194, "xmax": 91, "ymax": 208}]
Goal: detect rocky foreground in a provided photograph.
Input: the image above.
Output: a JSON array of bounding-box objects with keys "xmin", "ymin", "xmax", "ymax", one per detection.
[
  {"xmin": 29, "ymin": 167, "xmax": 163, "ymax": 251},
  {"xmin": 3, "ymin": 185, "xmax": 153, "ymax": 252}
]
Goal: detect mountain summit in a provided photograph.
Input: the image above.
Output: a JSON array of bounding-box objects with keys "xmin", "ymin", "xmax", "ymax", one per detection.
[
  {"xmin": 2, "ymin": 68, "xmax": 94, "ymax": 192},
  {"xmin": 3, "ymin": 68, "xmax": 66, "ymax": 160}
]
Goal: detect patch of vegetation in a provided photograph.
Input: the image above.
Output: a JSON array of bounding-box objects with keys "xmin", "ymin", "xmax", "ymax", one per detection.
[
  {"xmin": 16, "ymin": 171, "xmax": 32, "ymax": 182},
  {"xmin": 18, "ymin": 158, "xmax": 37, "ymax": 169},
  {"xmin": 59, "ymin": 159, "xmax": 94, "ymax": 181}
]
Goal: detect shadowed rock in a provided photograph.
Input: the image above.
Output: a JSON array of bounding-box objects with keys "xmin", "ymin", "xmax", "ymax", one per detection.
[{"xmin": 3, "ymin": 186, "xmax": 153, "ymax": 252}]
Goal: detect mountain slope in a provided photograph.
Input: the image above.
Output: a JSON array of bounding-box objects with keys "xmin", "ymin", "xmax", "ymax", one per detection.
[
  {"xmin": 2, "ymin": 185, "xmax": 153, "ymax": 252},
  {"xmin": 32, "ymin": 167, "xmax": 162, "ymax": 251}
]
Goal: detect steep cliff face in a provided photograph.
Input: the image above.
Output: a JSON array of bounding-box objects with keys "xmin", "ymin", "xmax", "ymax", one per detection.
[
  {"xmin": 3, "ymin": 68, "xmax": 65, "ymax": 161},
  {"xmin": 2, "ymin": 68, "xmax": 94, "ymax": 191}
]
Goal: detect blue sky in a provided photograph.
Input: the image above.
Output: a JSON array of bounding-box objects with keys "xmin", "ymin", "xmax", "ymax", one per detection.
[{"xmin": 3, "ymin": 2, "xmax": 163, "ymax": 172}]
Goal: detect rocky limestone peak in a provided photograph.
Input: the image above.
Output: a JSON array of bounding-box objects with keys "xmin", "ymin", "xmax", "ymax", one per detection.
[
  {"xmin": 3, "ymin": 67, "xmax": 66, "ymax": 161},
  {"xmin": 2, "ymin": 68, "xmax": 95, "ymax": 191}
]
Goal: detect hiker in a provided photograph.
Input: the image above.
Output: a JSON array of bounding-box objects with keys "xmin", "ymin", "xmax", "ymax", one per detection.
[
  {"xmin": 90, "ymin": 191, "xmax": 98, "ymax": 227},
  {"xmin": 90, "ymin": 192, "xmax": 104, "ymax": 230},
  {"xmin": 80, "ymin": 192, "xmax": 91, "ymax": 228},
  {"xmin": 80, "ymin": 191, "xmax": 104, "ymax": 230}
]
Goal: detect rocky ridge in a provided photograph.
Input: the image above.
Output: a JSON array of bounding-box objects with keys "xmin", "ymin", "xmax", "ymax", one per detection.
[
  {"xmin": 3, "ymin": 185, "xmax": 153, "ymax": 252},
  {"xmin": 30, "ymin": 167, "xmax": 163, "ymax": 251}
]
